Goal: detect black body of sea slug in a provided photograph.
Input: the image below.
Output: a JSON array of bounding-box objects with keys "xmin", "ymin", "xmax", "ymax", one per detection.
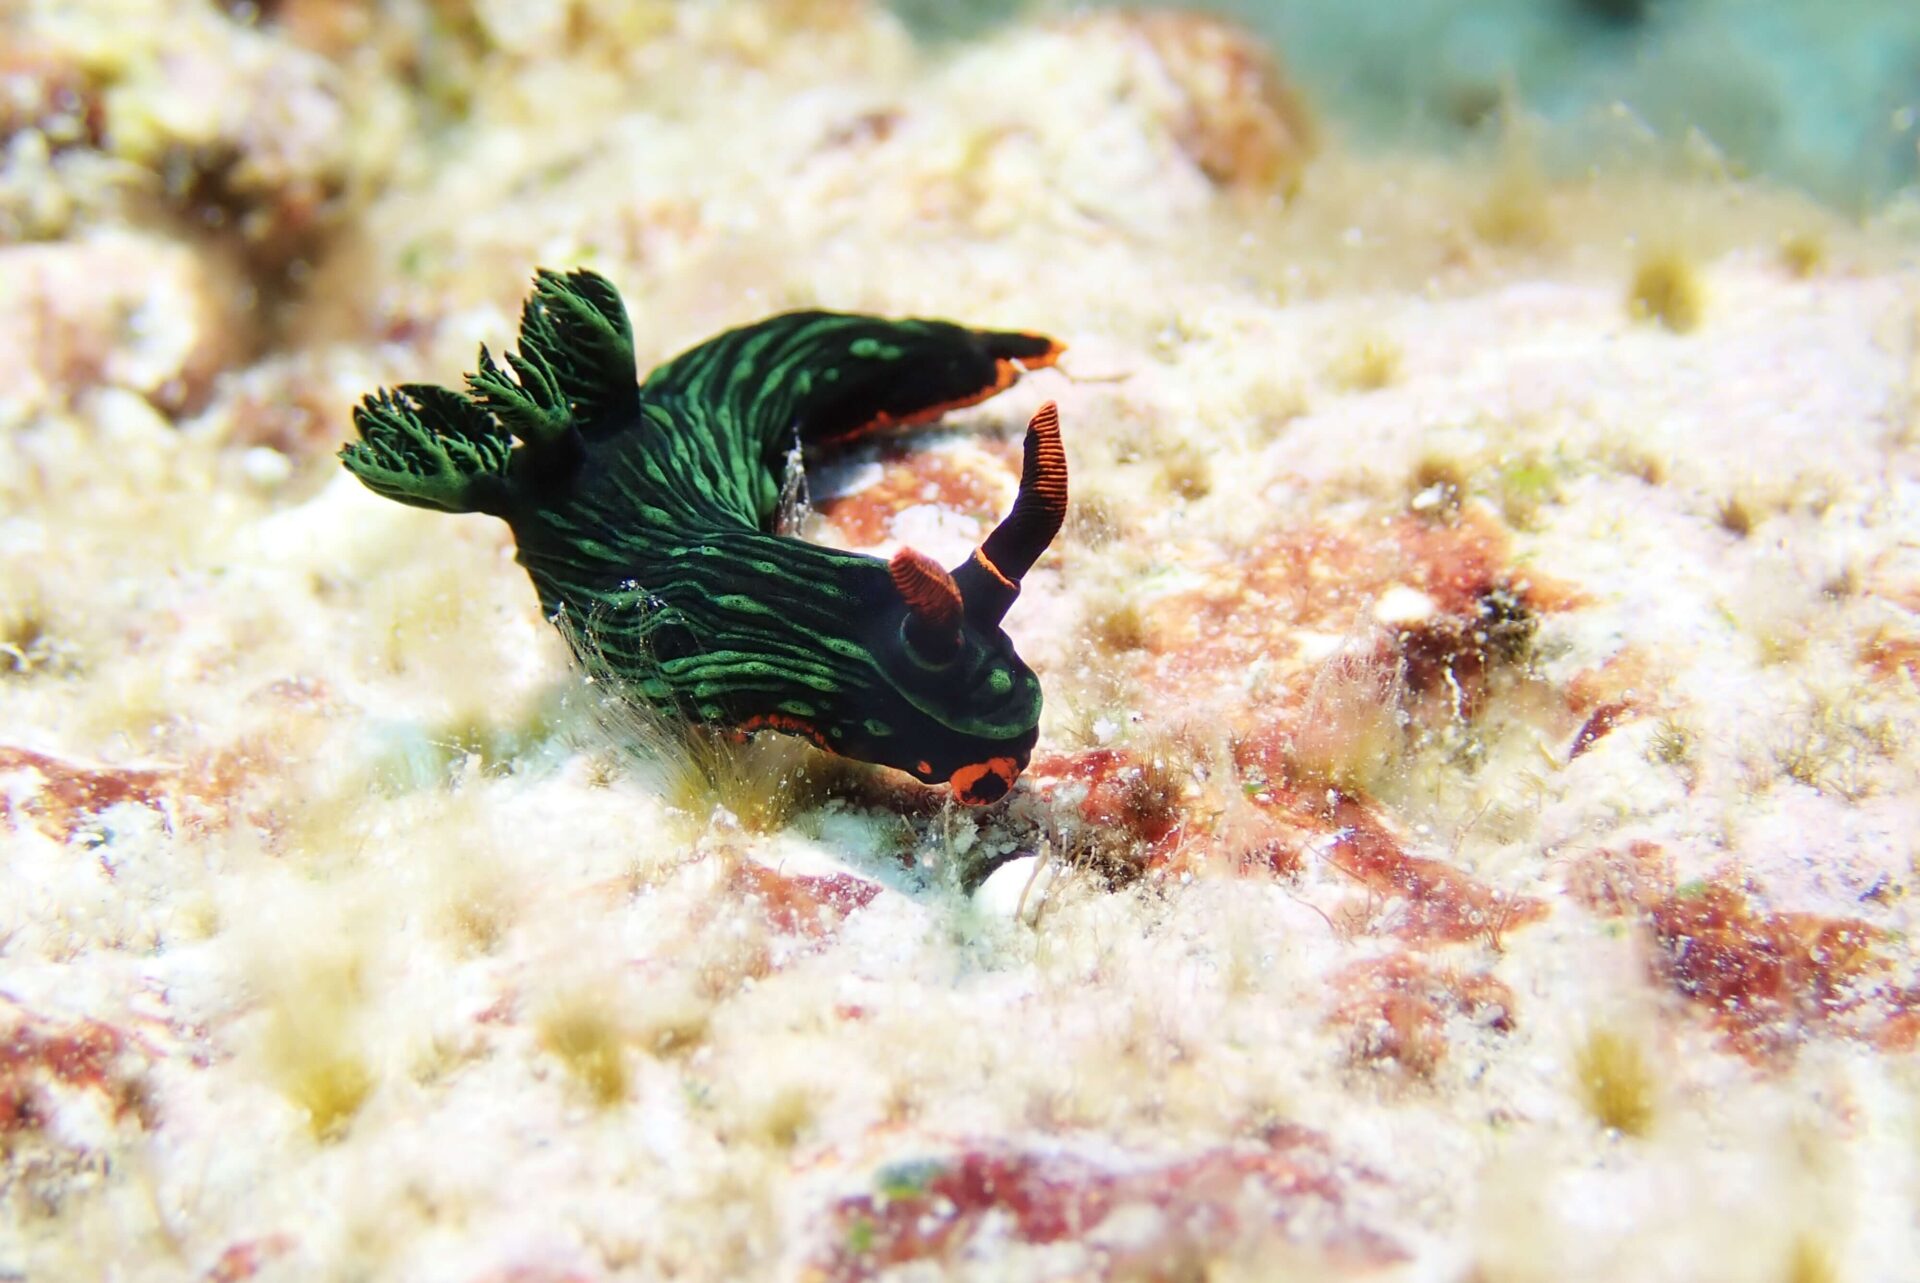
[{"xmin": 339, "ymin": 268, "xmax": 1068, "ymax": 805}]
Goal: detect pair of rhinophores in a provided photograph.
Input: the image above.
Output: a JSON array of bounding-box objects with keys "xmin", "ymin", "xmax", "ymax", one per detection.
[{"xmin": 340, "ymin": 269, "xmax": 1068, "ymax": 805}]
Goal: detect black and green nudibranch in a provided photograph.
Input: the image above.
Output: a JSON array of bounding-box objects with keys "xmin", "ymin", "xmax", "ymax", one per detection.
[{"xmin": 340, "ymin": 269, "xmax": 1068, "ymax": 805}]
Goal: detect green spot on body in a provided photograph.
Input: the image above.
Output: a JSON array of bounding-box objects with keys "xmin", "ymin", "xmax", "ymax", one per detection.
[
  {"xmin": 780, "ymin": 700, "xmax": 815, "ymax": 717},
  {"xmin": 862, "ymin": 718, "xmax": 892, "ymax": 737},
  {"xmin": 849, "ymin": 337, "xmax": 901, "ymax": 360},
  {"xmin": 987, "ymin": 667, "xmax": 1013, "ymax": 696}
]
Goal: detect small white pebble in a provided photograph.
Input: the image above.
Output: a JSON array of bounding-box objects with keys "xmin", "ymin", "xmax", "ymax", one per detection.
[
  {"xmin": 973, "ymin": 855, "xmax": 1057, "ymax": 922},
  {"xmin": 241, "ymin": 445, "xmax": 293, "ymax": 488},
  {"xmin": 91, "ymin": 386, "xmax": 174, "ymax": 446},
  {"xmin": 1292, "ymin": 630, "xmax": 1345, "ymax": 662},
  {"xmin": 1373, "ymin": 584, "xmax": 1437, "ymax": 626}
]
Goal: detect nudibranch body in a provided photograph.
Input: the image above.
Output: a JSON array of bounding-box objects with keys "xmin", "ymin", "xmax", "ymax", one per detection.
[{"xmin": 340, "ymin": 270, "xmax": 1067, "ymax": 804}]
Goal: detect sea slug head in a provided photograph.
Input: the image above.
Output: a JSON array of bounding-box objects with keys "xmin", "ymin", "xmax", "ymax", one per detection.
[{"xmin": 857, "ymin": 402, "xmax": 1069, "ymax": 805}]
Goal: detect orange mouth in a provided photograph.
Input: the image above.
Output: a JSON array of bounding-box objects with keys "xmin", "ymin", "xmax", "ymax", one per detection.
[{"xmin": 949, "ymin": 756, "xmax": 1019, "ymax": 805}]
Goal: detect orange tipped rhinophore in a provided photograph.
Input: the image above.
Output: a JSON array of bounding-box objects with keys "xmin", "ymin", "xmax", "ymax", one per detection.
[
  {"xmin": 952, "ymin": 401, "xmax": 1069, "ymax": 627},
  {"xmin": 889, "ymin": 547, "xmax": 964, "ymax": 661}
]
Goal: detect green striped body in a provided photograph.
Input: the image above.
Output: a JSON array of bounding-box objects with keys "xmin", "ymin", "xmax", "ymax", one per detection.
[{"xmin": 341, "ymin": 270, "xmax": 1064, "ymax": 801}]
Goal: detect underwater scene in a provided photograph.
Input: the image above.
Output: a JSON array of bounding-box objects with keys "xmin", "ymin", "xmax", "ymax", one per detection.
[{"xmin": 3, "ymin": 0, "xmax": 1919, "ymax": 1278}]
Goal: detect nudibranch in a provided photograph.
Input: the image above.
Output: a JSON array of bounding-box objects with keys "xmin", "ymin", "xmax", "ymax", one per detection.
[{"xmin": 340, "ymin": 269, "xmax": 1067, "ymax": 805}]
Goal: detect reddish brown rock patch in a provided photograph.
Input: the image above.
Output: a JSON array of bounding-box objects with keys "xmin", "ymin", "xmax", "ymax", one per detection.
[
  {"xmin": 0, "ymin": 743, "xmax": 267, "ymax": 843},
  {"xmin": 1565, "ymin": 650, "xmax": 1655, "ymax": 716},
  {"xmin": 1, "ymin": 1004, "xmax": 154, "ymax": 1136},
  {"xmin": 1319, "ymin": 797, "xmax": 1546, "ymax": 947},
  {"xmin": 1023, "ymin": 745, "xmax": 1544, "ymax": 944},
  {"xmin": 1564, "ymin": 840, "xmax": 1671, "ymax": 918},
  {"xmin": 1390, "ymin": 509, "xmax": 1532, "ymax": 617},
  {"xmin": 1569, "ymin": 845, "xmax": 1907, "ymax": 1058},
  {"xmin": 0, "ymin": 745, "xmax": 174, "ymax": 841},
  {"xmin": 204, "ymin": 1234, "xmax": 297, "ymax": 1283},
  {"xmin": 1861, "ymin": 630, "xmax": 1920, "ymax": 685},
  {"xmin": 1568, "ymin": 699, "xmax": 1633, "ymax": 759},
  {"xmin": 817, "ymin": 444, "xmax": 1016, "ymax": 548},
  {"xmin": 1022, "ymin": 744, "xmax": 1325, "ymax": 883},
  {"xmin": 1563, "ymin": 651, "xmax": 1658, "ymax": 759},
  {"xmin": 1648, "ymin": 881, "xmax": 1888, "ymax": 1058},
  {"xmin": 729, "ymin": 862, "xmax": 881, "ymax": 939},
  {"xmin": 1141, "ymin": 508, "xmax": 1566, "ymax": 725},
  {"xmin": 815, "ymin": 1132, "xmax": 1403, "ymax": 1281},
  {"xmin": 1325, "ymin": 954, "xmax": 1515, "ymax": 1077},
  {"xmin": 1222, "ymin": 808, "xmax": 1308, "ymax": 880},
  {"xmin": 1020, "ymin": 747, "xmax": 1197, "ymax": 880}
]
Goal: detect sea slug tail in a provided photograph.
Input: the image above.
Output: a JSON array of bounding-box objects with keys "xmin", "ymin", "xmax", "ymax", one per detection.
[
  {"xmin": 340, "ymin": 382, "xmax": 514, "ymax": 514},
  {"xmin": 795, "ymin": 320, "xmax": 1064, "ymax": 450},
  {"xmin": 641, "ymin": 311, "xmax": 1063, "ymax": 461}
]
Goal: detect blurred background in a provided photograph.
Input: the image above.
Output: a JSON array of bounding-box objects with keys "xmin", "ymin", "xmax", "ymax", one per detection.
[{"xmin": 896, "ymin": 0, "xmax": 1920, "ymax": 212}]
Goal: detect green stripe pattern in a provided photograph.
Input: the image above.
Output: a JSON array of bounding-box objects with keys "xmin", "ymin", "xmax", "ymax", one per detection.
[{"xmin": 341, "ymin": 270, "xmax": 1047, "ymax": 788}]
